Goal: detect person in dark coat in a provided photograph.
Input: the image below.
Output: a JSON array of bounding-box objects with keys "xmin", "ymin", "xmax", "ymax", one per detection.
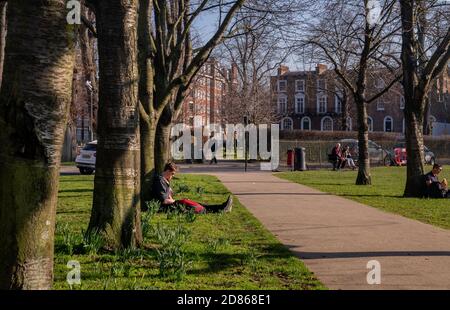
[
  {"xmin": 330, "ymin": 143, "xmax": 344, "ymax": 171},
  {"xmin": 425, "ymin": 164, "xmax": 449, "ymax": 198}
]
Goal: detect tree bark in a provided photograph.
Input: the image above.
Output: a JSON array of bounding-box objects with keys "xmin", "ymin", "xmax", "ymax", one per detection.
[
  {"xmin": 138, "ymin": 0, "xmax": 157, "ymax": 202},
  {"xmin": 355, "ymin": 97, "xmax": 371, "ymax": 185},
  {"xmin": 399, "ymin": 0, "xmax": 427, "ymax": 197},
  {"xmin": 140, "ymin": 118, "xmax": 156, "ymax": 202},
  {"xmin": 155, "ymin": 107, "xmax": 173, "ymax": 174},
  {"xmin": 0, "ymin": 0, "xmax": 75, "ymax": 289},
  {"xmin": 0, "ymin": 1, "xmax": 7, "ymax": 89},
  {"xmin": 404, "ymin": 108, "xmax": 426, "ymax": 196},
  {"xmin": 88, "ymin": 0, "xmax": 142, "ymax": 249}
]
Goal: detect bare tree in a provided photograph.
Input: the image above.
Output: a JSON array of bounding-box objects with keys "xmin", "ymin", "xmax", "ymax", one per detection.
[
  {"xmin": 86, "ymin": 0, "xmax": 142, "ymax": 249},
  {"xmin": 305, "ymin": 0, "xmax": 402, "ymax": 185},
  {"xmin": 217, "ymin": 11, "xmax": 290, "ymax": 125},
  {"xmin": 399, "ymin": 0, "xmax": 450, "ymax": 196},
  {"xmin": 138, "ymin": 0, "xmax": 246, "ymax": 201},
  {"xmin": 0, "ymin": 1, "xmax": 75, "ymax": 289}
]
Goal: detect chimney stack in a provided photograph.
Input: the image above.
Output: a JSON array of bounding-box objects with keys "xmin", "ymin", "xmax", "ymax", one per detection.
[
  {"xmin": 316, "ymin": 64, "xmax": 327, "ymax": 75},
  {"xmin": 278, "ymin": 65, "xmax": 289, "ymax": 76}
]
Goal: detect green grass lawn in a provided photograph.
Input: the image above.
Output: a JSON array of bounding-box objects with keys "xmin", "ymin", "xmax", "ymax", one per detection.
[
  {"xmin": 54, "ymin": 174, "xmax": 324, "ymax": 290},
  {"xmin": 276, "ymin": 166, "xmax": 450, "ymax": 229}
]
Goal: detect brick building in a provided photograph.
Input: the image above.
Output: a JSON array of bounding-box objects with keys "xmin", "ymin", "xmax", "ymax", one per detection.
[
  {"xmin": 178, "ymin": 58, "xmax": 237, "ymax": 127},
  {"xmin": 271, "ymin": 64, "xmax": 450, "ymax": 135}
]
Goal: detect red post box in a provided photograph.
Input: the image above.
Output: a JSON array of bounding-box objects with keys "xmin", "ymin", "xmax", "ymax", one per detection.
[{"xmin": 287, "ymin": 149, "xmax": 294, "ymax": 170}]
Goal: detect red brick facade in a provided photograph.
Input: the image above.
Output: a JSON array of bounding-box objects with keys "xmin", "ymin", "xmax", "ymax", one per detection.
[
  {"xmin": 271, "ymin": 64, "xmax": 450, "ymax": 135},
  {"xmin": 178, "ymin": 58, "xmax": 235, "ymax": 127}
]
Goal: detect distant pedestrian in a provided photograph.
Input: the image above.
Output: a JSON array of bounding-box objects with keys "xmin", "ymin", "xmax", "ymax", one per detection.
[{"xmin": 210, "ymin": 136, "xmax": 218, "ymax": 165}]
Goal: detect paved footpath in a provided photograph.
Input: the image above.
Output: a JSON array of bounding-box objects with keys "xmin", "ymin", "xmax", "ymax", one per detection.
[{"xmin": 208, "ymin": 171, "xmax": 450, "ymax": 290}]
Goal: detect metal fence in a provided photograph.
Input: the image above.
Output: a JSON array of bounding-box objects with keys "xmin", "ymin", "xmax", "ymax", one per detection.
[{"xmin": 279, "ymin": 138, "xmax": 450, "ymax": 168}]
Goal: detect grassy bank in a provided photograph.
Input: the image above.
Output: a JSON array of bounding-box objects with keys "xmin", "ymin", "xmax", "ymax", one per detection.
[{"xmin": 54, "ymin": 174, "xmax": 324, "ymax": 290}]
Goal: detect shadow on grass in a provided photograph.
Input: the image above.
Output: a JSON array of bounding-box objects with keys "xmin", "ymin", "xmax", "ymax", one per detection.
[
  {"xmin": 59, "ymin": 188, "xmax": 93, "ymax": 194},
  {"xmin": 341, "ymin": 194, "xmax": 404, "ymax": 198}
]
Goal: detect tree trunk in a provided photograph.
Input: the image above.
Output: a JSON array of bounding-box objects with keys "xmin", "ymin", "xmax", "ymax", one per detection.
[
  {"xmin": 155, "ymin": 109, "xmax": 173, "ymax": 174},
  {"xmin": 403, "ymin": 108, "xmax": 425, "ymax": 197},
  {"xmin": 0, "ymin": 0, "xmax": 75, "ymax": 289},
  {"xmin": 355, "ymin": 98, "xmax": 371, "ymax": 185},
  {"xmin": 80, "ymin": 5, "xmax": 98, "ymax": 138},
  {"xmin": 140, "ymin": 118, "xmax": 156, "ymax": 202},
  {"xmin": 88, "ymin": 0, "xmax": 142, "ymax": 249},
  {"xmin": 0, "ymin": 1, "xmax": 7, "ymax": 89}
]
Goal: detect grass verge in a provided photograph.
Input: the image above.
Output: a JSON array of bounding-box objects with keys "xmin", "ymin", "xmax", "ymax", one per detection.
[{"xmin": 54, "ymin": 173, "xmax": 325, "ymax": 290}]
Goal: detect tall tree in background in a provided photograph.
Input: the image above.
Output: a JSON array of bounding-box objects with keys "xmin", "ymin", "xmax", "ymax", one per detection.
[
  {"xmin": 306, "ymin": 0, "xmax": 402, "ymax": 185},
  {"xmin": 0, "ymin": 0, "xmax": 75, "ymax": 289},
  {"xmin": 218, "ymin": 11, "xmax": 291, "ymax": 125},
  {"xmin": 0, "ymin": 1, "xmax": 6, "ymax": 89},
  {"xmin": 86, "ymin": 0, "xmax": 142, "ymax": 249},
  {"xmin": 399, "ymin": 0, "xmax": 450, "ymax": 196},
  {"xmin": 138, "ymin": 0, "xmax": 246, "ymax": 200}
]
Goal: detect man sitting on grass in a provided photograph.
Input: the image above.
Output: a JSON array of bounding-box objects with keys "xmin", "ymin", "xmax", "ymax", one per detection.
[
  {"xmin": 151, "ymin": 162, "xmax": 233, "ymax": 213},
  {"xmin": 425, "ymin": 164, "xmax": 449, "ymax": 198}
]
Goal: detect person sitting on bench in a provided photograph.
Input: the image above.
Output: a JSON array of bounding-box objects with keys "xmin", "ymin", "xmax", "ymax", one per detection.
[
  {"xmin": 330, "ymin": 143, "xmax": 344, "ymax": 171},
  {"xmin": 151, "ymin": 162, "xmax": 233, "ymax": 213},
  {"xmin": 425, "ymin": 164, "xmax": 449, "ymax": 198}
]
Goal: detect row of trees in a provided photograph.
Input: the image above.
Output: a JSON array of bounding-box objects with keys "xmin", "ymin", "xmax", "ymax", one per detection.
[
  {"xmin": 296, "ymin": 0, "xmax": 449, "ymax": 193},
  {"xmin": 0, "ymin": 0, "xmax": 248, "ymax": 289},
  {"xmin": 0, "ymin": 0, "xmax": 448, "ymax": 289}
]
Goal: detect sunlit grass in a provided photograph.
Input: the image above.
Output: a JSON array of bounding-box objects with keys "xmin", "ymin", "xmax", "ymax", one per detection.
[
  {"xmin": 54, "ymin": 174, "xmax": 325, "ymax": 290},
  {"xmin": 276, "ymin": 166, "xmax": 450, "ymax": 229}
]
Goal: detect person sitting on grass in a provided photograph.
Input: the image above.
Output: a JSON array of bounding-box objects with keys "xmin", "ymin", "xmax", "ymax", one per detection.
[
  {"xmin": 425, "ymin": 164, "xmax": 449, "ymax": 198},
  {"xmin": 151, "ymin": 162, "xmax": 233, "ymax": 213}
]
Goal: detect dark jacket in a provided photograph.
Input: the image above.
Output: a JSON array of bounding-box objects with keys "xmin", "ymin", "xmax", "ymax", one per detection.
[{"xmin": 151, "ymin": 174, "xmax": 173, "ymax": 204}]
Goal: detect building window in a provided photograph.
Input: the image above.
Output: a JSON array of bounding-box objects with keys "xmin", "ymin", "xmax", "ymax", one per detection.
[
  {"xmin": 295, "ymin": 80, "xmax": 305, "ymax": 92},
  {"xmin": 384, "ymin": 116, "xmax": 393, "ymax": 132},
  {"xmin": 317, "ymin": 95, "xmax": 327, "ymax": 113},
  {"xmin": 346, "ymin": 117, "xmax": 352, "ymax": 131},
  {"xmin": 321, "ymin": 116, "xmax": 333, "ymax": 131},
  {"xmin": 377, "ymin": 98, "xmax": 385, "ymax": 111},
  {"xmin": 295, "ymin": 94, "xmax": 305, "ymax": 114},
  {"xmin": 189, "ymin": 101, "xmax": 194, "ymax": 112},
  {"xmin": 400, "ymin": 96, "xmax": 405, "ymax": 110},
  {"xmin": 317, "ymin": 79, "xmax": 326, "ymax": 92},
  {"xmin": 278, "ymin": 80, "xmax": 287, "ymax": 92},
  {"xmin": 282, "ymin": 117, "xmax": 293, "ymax": 130},
  {"xmin": 301, "ymin": 117, "xmax": 311, "ymax": 130},
  {"xmin": 368, "ymin": 116, "xmax": 373, "ymax": 132},
  {"xmin": 402, "ymin": 118, "xmax": 405, "ymax": 134},
  {"xmin": 278, "ymin": 95, "xmax": 287, "ymax": 114}
]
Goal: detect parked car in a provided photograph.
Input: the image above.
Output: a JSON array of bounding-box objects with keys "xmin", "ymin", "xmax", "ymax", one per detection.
[
  {"xmin": 75, "ymin": 140, "xmax": 97, "ymax": 175},
  {"xmin": 338, "ymin": 139, "xmax": 392, "ymax": 166},
  {"xmin": 388, "ymin": 142, "xmax": 436, "ymax": 166}
]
